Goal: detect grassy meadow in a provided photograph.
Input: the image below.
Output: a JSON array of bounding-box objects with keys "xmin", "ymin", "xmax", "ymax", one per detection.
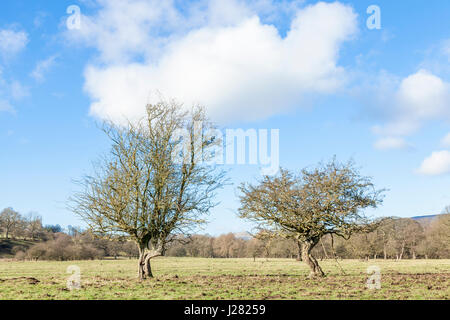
[{"xmin": 0, "ymin": 258, "xmax": 449, "ymax": 300}]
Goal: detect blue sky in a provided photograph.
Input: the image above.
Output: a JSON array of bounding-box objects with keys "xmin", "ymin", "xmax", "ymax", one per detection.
[{"xmin": 1, "ymin": 0, "xmax": 449, "ymax": 235}]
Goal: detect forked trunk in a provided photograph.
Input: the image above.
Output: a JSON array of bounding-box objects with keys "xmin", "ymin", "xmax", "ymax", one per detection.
[
  {"xmin": 138, "ymin": 251, "xmax": 153, "ymax": 280},
  {"xmin": 301, "ymin": 240, "xmax": 325, "ymax": 278},
  {"xmin": 137, "ymin": 241, "xmax": 162, "ymax": 280}
]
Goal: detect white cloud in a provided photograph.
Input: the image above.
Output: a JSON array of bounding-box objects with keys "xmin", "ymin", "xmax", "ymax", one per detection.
[
  {"xmin": 373, "ymin": 70, "xmax": 450, "ymax": 138},
  {"xmin": 0, "ymin": 29, "xmax": 29, "ymax": 114},
  {"xmin": 0, "ymin": 29, "xmax": 28, "ymax": 57},
  {"xmin": 397, "ymin": 70, "xmax": 449, "ymax": 120},
  {"xmin": 441, "ymin": 132, "xmax": 450, "ymax": 148},
  {"xmin": 31, "ymin": 55, "xmax": 57, "ymax": 82},
  {"xmin": 374, "ymin": 137, "xmax": 411, "ymax": 151},
  {"xmin": 68, "ymin": 0, "xmax": 180, "ymax": 64},
  {"xmin": 67, "ymin": 0, "xmax": 358, "ymax": 124},
  {"xmin": 417, "ymin": 150, "xmax": 450, "ymax": 176},
  {"xmin": 68, "ymin": 0, "xmax": 306, "ymax": 64}
]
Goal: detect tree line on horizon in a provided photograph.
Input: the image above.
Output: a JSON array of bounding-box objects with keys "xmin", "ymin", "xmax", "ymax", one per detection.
[{"xmin": 2, "ymin": 209, "xmax": 449, "ymax": 261}]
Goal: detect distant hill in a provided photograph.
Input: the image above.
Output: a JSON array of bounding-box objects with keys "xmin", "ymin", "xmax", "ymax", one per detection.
[
  {"xmin": 233, "ymin": 232, "xmax": 252, "ymax": 240},
  {"xmin": 411, "ymin": 214, "xmax": 445, "ymax": 227},
  {"xmin": 412, "ymin": 214, "xmax": 438, "ymax": 220}
]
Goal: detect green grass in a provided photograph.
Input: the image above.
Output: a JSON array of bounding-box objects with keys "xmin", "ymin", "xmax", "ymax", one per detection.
[{"xmin": 0, "ymin": 258, "xmax": 448, "ymax": 300}]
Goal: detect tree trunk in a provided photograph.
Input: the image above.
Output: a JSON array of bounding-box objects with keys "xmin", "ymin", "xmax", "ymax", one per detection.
[
  {"xmin": 138, "ymin": 250, "xmax": 154, "ymax": 280},
  {"xmin": 301, "ymin": 240, "xmax": 325, "ymax": 278},
  {"xmin": 399, "ymin": 243, "xmax": 405, "ymax": 260},
  {"xmin": 137, "ymin": 240, "xmax": 162, "ymax": 280},
  {"xmin": 296, "ymin": 240, "xmax": 302, "ymax": 261},
  {"xmin": 320, "ymin": 238, "xmax": 329, "ymax": 259}
]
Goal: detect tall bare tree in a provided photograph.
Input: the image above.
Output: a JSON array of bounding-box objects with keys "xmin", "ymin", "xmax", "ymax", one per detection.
[
  {"xmin": 0, "ymin": 208, "xmax": 22, "ymax": 239},
  {"xmin": 70, "ymin": 101, "xmax": 225, "ymax": 279},
  {"xmin": 238, "ymin": 159, "xmax": 384, "ymax": 277}
]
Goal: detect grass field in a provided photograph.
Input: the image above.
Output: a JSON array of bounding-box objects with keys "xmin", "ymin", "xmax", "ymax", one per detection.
[{"xmin": 0, "ymin": 258, "xmax": 448, "ymax": 300}]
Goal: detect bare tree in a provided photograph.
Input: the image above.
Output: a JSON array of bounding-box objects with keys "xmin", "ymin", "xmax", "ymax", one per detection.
[
  {"xmin": 384, "ymin": 218, "xmax": 424, "ymax": 260},
  {"xmin": 70, "ymin": 101, "xmax": 225, "ymax": 279},
  {"xmin": 376, "ymin": 218, "xmax": 396, "ymax": 259},
  {"xmin": 213, "ymin": 233, "xmax": 237, "ymax": 258},
  {"xmin": 0, "ymin": 208, "xmax": 22, "ymax": 239},
  {"xmin": 238, "ymin": 159, "xmax": 384, "ymax": 277},
  {"xmin": 107, "ymin": 240, "xmax": 124, "ymax": 259},
  {"xmin": 25, "ymin": 213, "xmax": 44, "ymax": 241},
  {"xmin": 422, "ymin": 213, "xmax": 450, "ymax": 258},
  {"xmin": 184, "ymin": 235, "xmax": 214, "ymax": 257},
  {"xmin": 246, "ymin": 237, "xmax": 264, "ymax": 261}
]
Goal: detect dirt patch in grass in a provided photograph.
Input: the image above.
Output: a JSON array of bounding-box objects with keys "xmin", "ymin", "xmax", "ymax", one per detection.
[{"xmin": 0, "ymin": 277, "xmax": 40, "ymax": 285}]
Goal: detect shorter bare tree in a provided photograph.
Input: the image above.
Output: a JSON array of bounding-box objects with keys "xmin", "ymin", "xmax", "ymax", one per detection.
[{"xmin": 238, "ymin": 159, "xmax": 385, "ymax": 277}]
